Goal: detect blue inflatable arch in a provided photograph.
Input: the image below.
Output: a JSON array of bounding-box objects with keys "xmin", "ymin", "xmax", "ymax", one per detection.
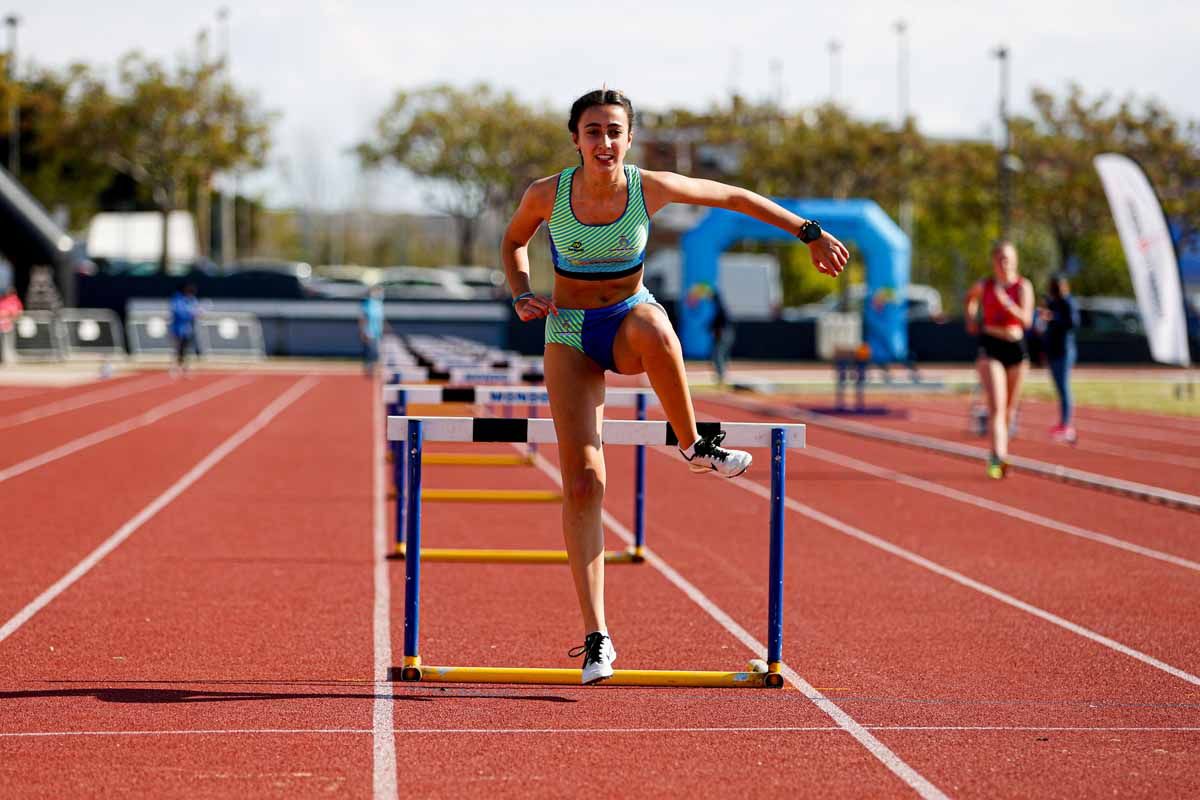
[{"xmin": 679, "ymin": 199, "xmax": 911, "ymax": 363}]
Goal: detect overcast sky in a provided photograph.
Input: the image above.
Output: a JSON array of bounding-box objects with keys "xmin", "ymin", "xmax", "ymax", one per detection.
[{"xmin": 11, "ymin": 1, "xmax": 1200, "ymax": 213}]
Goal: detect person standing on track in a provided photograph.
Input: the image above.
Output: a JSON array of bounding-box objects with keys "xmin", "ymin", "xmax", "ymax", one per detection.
[
  {"xmin": 1040, "ymin": 273, "xmax": 1080, "ymax": 443},
  {"xmin": 710, "ymin": 289, "xmax": 734, "ymax": 386},
  {"xmin": 359, "ymin": 284, "xmax": 386, "ymax": 377},
  {"xmin": 169, "ymin": 281, "xmax": 202, "ymax": 376},
  {"xmin": 965, "ymin": 240, "xmax": 1034, "ymax": 479},
  {"xmin": 501, "ymin": 87, "xmax": 849, "ymax": 684},
  {"xmin": 0, "ymin": 283, "xmax": 23, "ymax": 365}
]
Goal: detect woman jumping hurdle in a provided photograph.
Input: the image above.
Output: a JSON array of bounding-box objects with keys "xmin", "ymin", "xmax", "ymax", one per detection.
[{"xmin": 501, "ymin": 88, "xmax": 848, "ymax": 684}]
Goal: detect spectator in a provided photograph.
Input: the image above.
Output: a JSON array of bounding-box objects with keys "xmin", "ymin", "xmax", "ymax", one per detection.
[
  {"xmin": 0, "ymin": 283, "xmax": 23, "ymax": 365},
  {"xmin": 710, "ymin": 290, "xmax": 734, "ymax": 385},
  {"xmin": 359, "ymin": 285, "xmax": 385, "ymax": 376},
  {"xmin": 24, "ymin": 266, "xmax": 62, "ymax": 312},
  {"xmin": 169, "ymin": 281, "xmax": 202, "ymax": 375},
  {"xmin": 1040, "ymin": 274, "xmax": 1080, "ymax": 443}
]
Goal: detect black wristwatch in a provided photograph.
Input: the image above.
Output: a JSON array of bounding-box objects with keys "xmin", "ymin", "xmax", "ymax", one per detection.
[{"xmin": 798, "ymin": 219, "xmax": 823, "ymax": 243}]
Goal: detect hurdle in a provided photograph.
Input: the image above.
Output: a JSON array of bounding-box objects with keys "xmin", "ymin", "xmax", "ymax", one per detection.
[
  {"xmin": 387, "ymin": 416, "xmax": 803, "ymax": 688},
  {"xmin": 384, "ymin": 385, "xmax": 658, "ymax": 564}
]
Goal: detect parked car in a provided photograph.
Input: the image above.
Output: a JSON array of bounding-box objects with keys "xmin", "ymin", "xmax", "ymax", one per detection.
[
  {"xmin": 1074, "ymin": 296, "xmax": 1143, "ymax": 336},
  {"xmin": 308, "ymin": 265, "xmax": 380, "ymax": 300},
  {"xmin": 228, "ymin": 258, "xmax": 313, "ymax": 281},
  {"xmin": 782, "ymin": 283, "xmax": 943, "ymax": 322},
  {"xmin": 214, "ymin": 268, "xmax": 314, "ymax": 299},
  {"xmin": 378, "ymin": 266, "xmax": 474, "ymax": 300},
  {"xmin": 442, "ymin": 265, "xmax": 506, "ymax": 299}
]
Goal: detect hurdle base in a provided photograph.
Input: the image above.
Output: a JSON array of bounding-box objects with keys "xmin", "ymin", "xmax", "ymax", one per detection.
[
  {"xmin": 392, "ymin": 543, "xmax": 644, "ymax": 565},
  {"xmin": 391, "ymin": 664, "xmax": 784, "ymax": 688}
]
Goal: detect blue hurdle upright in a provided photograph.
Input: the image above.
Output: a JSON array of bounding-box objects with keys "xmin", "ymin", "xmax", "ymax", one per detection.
[{"xmin": 387, "ymin": 415, "xmax": 804, "ymax": 688}]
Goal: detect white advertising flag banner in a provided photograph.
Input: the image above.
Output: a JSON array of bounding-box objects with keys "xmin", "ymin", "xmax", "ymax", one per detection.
[{"xmin": 1094, "ymin": 153, "xmax": 1191, "ymax": 366}]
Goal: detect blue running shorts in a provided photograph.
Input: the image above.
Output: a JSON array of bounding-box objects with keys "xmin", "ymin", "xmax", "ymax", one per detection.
[{"xmin": 544, "ymin": 287, "xmax": 663, "ymax": 372}]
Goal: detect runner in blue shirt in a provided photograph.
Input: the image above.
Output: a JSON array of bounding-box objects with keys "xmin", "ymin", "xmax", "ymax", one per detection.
[
  {"xmin": 359, "ymin": 285, "xmax": 385, "ymax": 376},
  {"xmin": 169, "ymin": 282, "xmax": 202, "ymax": 374}
]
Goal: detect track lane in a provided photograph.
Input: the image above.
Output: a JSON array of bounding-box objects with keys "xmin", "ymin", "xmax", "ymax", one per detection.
[
  {"xmin": 0, "ymin": 377, "xmax": 301, "ymax": 624},
  {"xmin": 0, "ymin": 373, "xmax": 173, "ymax": 429},
  {"xmin": 713, "ymin": 395, "xmax": 1200, "ymax": 560},
  {"xmin": 0, "ymin": 375, "xmax": 383, "ymax": 798},
  {"xmin": 385, "ymin": 434, "xmax": 940, "ymax": 797},
  {"xmin": 690, "ymin": 399, "xmax": 1200, "ymax": 674},
  {"xmin": 0, "ymin": 375, "xmax": 231, "ymax": 469},
  {"xmin": 0, "ymin": 376, "xmax": 253, "ymax": 480},
  {"xmin": 569, "ymin": 399, "xmax": 1200, "ymax": 797},
  {"xmin": 897, "ymin": 396, "xmax": 1200, "ymax": 461}
]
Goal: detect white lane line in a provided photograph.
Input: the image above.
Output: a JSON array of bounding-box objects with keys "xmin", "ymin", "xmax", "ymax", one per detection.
[
  {"xmin": 711, "ymin": 457, "xmax": 1200, "ymax": 689},
  {"xmin": 526, "ymin": 449, "xmax": 950, "ymax": 800},
  {"xmin": 0, "ymin": 376, "xmax": 254, "ymax": 484},
  {"xmin": 905, "ymin": 409, "xmax": 1200, "ymax": 471},
  {"xmin": 912, "ymin": 401, "xmax": 1200, "ymax": 449},
  {"xmin": 803, "ymin": 445, "xmax": 1200, "ymax": 573},
  {"xmin": 4, "ymin": 726, "xmax": 1196, "ymax": 739},
  {"xmin": 0, "ymin": 377, "xmax": 318, "ymax": 646},
  {"xmin": 0, "ymin": 386, "xmax": 57, "ymax": 403},
  {"xmin": 372, "ymin": 375, "xmax": 398, "ymax": 800},
  {"xmin": 0, "ymin": 373, "xmax": 172, "ymax": 430}
]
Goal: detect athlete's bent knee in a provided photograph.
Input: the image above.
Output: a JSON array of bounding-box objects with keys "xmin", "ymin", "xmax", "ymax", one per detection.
[{"xmin": 564, "ymin": 468, "xmax": 605, "ymax": 507}]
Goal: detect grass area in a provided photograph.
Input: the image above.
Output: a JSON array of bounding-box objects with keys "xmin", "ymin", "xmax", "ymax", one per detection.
[{"xmin": 1016, "ymin": 378, "xmax": 1200, "ymax": 417}]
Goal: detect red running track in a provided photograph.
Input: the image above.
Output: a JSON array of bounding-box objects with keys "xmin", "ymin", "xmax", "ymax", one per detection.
[{"xmin": 1, "ymin": 370, "xmax": 1197, "ymax": 798}]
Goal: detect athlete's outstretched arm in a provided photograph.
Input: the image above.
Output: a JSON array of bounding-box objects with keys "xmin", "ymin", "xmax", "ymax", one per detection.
[
  {"xmin": 641, "ymin": 170, "xmax": 849, "ymax": 277},
  {"xmin": 501, "ymin": 178, "xmax": 558, "ymax": 321}
]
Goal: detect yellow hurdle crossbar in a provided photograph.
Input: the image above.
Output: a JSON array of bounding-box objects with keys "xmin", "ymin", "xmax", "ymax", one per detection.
[
  {"xmin": 392, "ymin": 543, "xmax": 644, "ymax": 564},
  {"xmin": 387, "ymin": 452, "xmax": 533, "ymax": 466},
  {"xmin": 422, "ymin": 452, "xmax": 534, "ymax": 466},
  {"xmin": 393, "ymin": 662, "xmax": 785, "ymax": 689},
  {"xmin": 422, "ymin": 488, "xmax": 561, "ymax": 503}
]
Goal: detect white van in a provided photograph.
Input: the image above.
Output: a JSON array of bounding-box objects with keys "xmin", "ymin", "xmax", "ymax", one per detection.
[
  {"xmin": 643, "ymin": 249, "xmax": 782, "ymax": 321},
  {"xmin": 85, "ymin": 211, "xmax": 198, "ymax": 266}
]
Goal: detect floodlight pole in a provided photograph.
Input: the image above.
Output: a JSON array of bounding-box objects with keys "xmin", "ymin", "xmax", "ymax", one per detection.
[
  {"xmin": 5, "ymin": 14, "xmax": 19, "ymax": 178},
  {"xmin": 993, "ymin": 45, "xmax": 1012, "ymax": 237},
  {"xmin": 895, "ymin": 20, "xmax": 915, "ymax": 270},
  {"xmin": 827, "ymin": 39, "xmax": 842, "ymax": 104},
  {"xmin": 217, "ymin": 6, "xmax": 236, "ymax": 267},
  {"xmin": 894, "ymin": 19, "xmax": 909, "ymax": 125}
]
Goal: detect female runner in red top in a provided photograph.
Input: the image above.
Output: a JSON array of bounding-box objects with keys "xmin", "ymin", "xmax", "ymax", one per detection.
[{"xmin": 965, "ymin": 240, "xmax": 1034, "ymax": 478}]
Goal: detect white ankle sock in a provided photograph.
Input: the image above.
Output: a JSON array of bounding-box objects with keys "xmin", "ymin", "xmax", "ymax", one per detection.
[{"xmin": 679, "ymin": 438, "xmax": 700, "ymax": 457}]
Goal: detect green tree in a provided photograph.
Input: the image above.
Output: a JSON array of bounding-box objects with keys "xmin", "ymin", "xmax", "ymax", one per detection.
[
  {"xmin": 0, "ymin": 60, "xmax": 119, "ymax": 227},
  {"xmin": 91, "ymin": 38, "xmax": 273, "ymax": 271},
  {"xmin": 911, "ymin": 137, "xmax": 1000, "ymax": 311},
  {"xmin": 359, "ymin": 83, "xmax": 570, "ymax": 264},
  {"xmin": 1013, "ymin": 84, "xmax": 1200, "ymax": 282}
]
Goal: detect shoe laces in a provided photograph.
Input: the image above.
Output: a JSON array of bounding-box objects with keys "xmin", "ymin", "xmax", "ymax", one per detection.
[
  {"xmin": 568, "ymin": 632, "xmax": 609, "ymax": 665},
  {"xmin": 694, "ymin": 431, "xmax": 730, "ymax": 461}
]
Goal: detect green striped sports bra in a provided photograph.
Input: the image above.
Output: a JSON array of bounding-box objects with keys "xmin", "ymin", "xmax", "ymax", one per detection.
[{"xmin": 547, "ymin": 164, "xmax": 651, "ymax": 280}]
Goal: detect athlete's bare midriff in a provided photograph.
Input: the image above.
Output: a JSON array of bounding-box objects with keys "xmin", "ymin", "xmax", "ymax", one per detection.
[
  {"xmin": 982, "ymin": 323, "xmax": 1024, "ymax": 342},
  {"xmin": 552, "ymin": 269, "xmax": 645, "ymax": 309}
]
